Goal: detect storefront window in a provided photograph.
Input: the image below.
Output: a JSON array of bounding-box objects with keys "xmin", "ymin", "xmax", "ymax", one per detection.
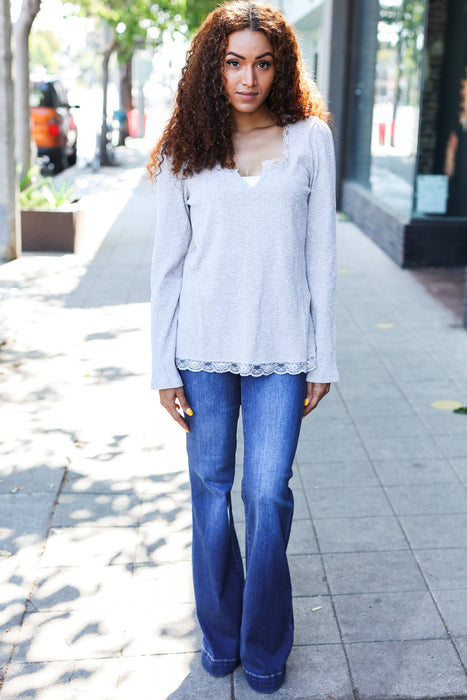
[
  {"xmin": 417, "ymin": 2, "xmax": 467, "ymax": 218},
  {"xmin": 349, "ymin": 0, "xmax": 427, "ymax": 220},
  {"xmin": 371, "ymin": 1, "xmax": 426, "ymax": 218}
]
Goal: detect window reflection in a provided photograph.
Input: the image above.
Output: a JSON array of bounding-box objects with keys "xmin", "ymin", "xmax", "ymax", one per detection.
[{"xmin": 370, "ymin": 0, "xmax": 426, "ymax": 219}]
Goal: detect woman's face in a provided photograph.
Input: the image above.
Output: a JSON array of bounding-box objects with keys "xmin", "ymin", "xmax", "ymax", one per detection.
[{"xmin": 223, "ymin": 29, "xmax": 275, "ymax": 115}]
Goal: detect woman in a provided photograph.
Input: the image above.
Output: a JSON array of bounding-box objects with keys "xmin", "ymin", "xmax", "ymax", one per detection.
[{"xmin": 148, "ymin": 1, "xmax": 338, "ymax": 692}]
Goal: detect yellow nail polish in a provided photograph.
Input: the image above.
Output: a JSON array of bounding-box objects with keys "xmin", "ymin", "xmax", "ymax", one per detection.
[
  {"xmin": 187, "ymin": 408, "xmax": 193, "ymax": 416},
  {"xmin": 304, "ymin": 398, "xmax": 309, "ymax": 407}
]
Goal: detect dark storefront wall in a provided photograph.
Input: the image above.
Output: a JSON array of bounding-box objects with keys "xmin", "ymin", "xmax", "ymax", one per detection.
[
  {"xmin": 341, "ymin": 0, "xmax": 467, "ymax": 267},
  {"xmin": 430, "ymin": 1, "xmax": 467, "ymax": 218}
]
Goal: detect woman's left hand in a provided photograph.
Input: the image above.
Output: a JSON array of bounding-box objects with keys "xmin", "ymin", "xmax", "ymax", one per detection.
[{"xmin": 303, "ymin": 382, "xmax": 330, "ymax": 418}]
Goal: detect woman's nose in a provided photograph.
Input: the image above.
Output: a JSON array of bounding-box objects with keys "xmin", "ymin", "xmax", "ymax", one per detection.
[{"xmin": 242, "ymin": 65, "xmax": 256, "ymax": 87}]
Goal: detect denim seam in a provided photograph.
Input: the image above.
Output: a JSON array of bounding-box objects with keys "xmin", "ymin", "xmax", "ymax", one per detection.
[
  {"xmin": 202, "ymin": 647, "xmax": 240, "ymax": 665},
  {"xmin": 243, "ymin": 668, "xmax": 285, "ymax": 680}
]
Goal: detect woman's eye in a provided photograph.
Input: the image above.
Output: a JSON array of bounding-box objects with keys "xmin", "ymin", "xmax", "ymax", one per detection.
[
  {"xmin": 226, "ymin": 60, "xmax": 240, "ymax": 68},
  {"xmin": 258, "ymin": 61, "xmax": 272, "ymax": 69}
]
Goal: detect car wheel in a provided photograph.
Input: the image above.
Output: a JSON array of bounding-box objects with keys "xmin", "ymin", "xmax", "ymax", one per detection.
[
  {"xmin": 68, "ymin": 145, "xmax": 77, "ymax": 166},
  {"xmin": 52, "ymin": 148, "xmax": 67, "ymax": 173}
]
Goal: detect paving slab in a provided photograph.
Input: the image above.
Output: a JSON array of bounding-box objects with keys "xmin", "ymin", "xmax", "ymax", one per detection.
[
  {"xmin": 448, "ymin": 457, "xmax": 467, "ymax": 486},
  {"xmin": 277, "ymin": 518, "xmax": 319, "ymax": 556},
  {"xmin": 352, "ymin": 413, "xmax": 431, "ymax": 439},
  {"xmin": 456, "ymin": 636, "xmax": 467, "ymax": 668},
  {"xmin": 313, "ymin": 515, "xmax": 408, "ymax": 553},
  {"xmin": 417, "ymin": 410, "xmax": 467, "ymax": 436},
  {"xmin": 121, "ymin": 602, "xmax": 200, "ymax": 656},
  {"xmin": 413, "ymin": 548, "xmax": 467, "ymax": 590},
  {"xmin": 298, "ymin": 459, "xmax": 379, "ymax": 488},
  {"xmin": 13, "ymin": 608, "xmax": 126, "ymax": 662},
  {"xmin": 372, "ymin": 457, "xmax": 461, "ymax": 486},
  {"xmin": 233, "ymin": 644, "xmax": 354, "ymax": 700},
  {"xmin": 359, "ymin": 434, "xmax": 445, "ymax": 461},
  {"xmin": 0, "ymin": 463, "xmax": 65, "ymax": 495},
  {"xmin": 0, "ymin": 660, "xmax": 79, "ymax": 700},
  {"xmin": 434, "ymin": 432, "xmax": 467, "ymax": 458},
  {"xmin": 288, "ymin": 554, "xmax": 328, "ymax": 597},
  {"xmin": 338, "ymin": 395, "xmax": 417, "ymax": 417},
  {"xmin": 130, "ymin": 561, "xmax": 194, "ymax": 605},
  {"xmin": 398, "ymin": 514, "xmax": 467, "ymax": 549},
  {"xmin": 322, "ymin": 551, "xmax": 427, "ymax": 595},
  {"xmin": 305, "ymin": 485, "xmax": 392, "ymax": 519},
  {"xmin": 295, "ymin": 435, "xmax": 368, "ymax": 463},
  {"xmin": 333, "ymin": 590, "xmax": 447, "ymax": 643},
  {"xmin": 431, "ymin": 589, "xmax": 467, "ymax": 637},
  {"xmin": 293, "ymin": 595, "xmax": 341, "ymax": 645},
  {"xmin": 346, "ymin": 639, "xmax": 467, "ymax": 699},
  {"xmin": 117, "ymin": 653, "xmax": 232, "ymax": 700},
  {"xmin": 29, "ymin": 564, "xmax": 134, "ymax": 613},
  {"xmin": 385, "ymin": 483, "xmax": 467, "ymax": 515},
  {"xmin": 50, "ymin": 492, "xmax": 142, "ymax": 528},
  {"xmin": 135, "ymin": 518, "xmax": 193, "ymax": 564},
  {"xmin": 0, "ymin": 492, "xmax": 56, "ymax": 537},
  {"xmin": 41, "ymin": 526, "xmax": 139, "ymax": 567},
  {"xmin": 299, "ymin": 416, "xmax": 361, "ymax": 442}
]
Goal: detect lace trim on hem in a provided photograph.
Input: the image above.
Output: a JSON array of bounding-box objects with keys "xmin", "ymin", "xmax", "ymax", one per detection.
[{"xmin": 176, "ymin": 357, "xmax": 316, "ymax": 377}]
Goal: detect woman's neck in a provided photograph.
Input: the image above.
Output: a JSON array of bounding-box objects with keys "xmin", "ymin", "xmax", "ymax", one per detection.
[{"xmin": 230, "ymin": 105, "xmax": 275, "ymax": 133}]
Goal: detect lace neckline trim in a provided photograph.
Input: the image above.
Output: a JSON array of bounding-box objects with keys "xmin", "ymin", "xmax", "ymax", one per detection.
[{"xmin": 218, "ymin": 122, "xmax": 291, "ymax": 178}]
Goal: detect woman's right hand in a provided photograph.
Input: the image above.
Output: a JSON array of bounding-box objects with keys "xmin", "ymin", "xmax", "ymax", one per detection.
[{"xmin": 159, "ymin": 386, "xmax": 193, "ymax": 432}]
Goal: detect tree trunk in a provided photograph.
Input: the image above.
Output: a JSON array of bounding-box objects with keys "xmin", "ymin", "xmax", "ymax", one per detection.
[
  {"xmin": 0, "ymin": 0, "xmax": 20, "ymax": 259},
  {"xmin": 100, "ymin": 37, "xmax": 116, "ymax": 166},
  {"xmin": 118, "ymin": 56, "xmax": 133, "ymax": 146},
  {"xmin": 14, "ymin": 0, "xmax": 42, "ymax": 178}
]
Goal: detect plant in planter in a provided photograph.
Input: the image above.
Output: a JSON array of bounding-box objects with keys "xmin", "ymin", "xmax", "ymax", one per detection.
[{"xmin": 20, "ymin": 168, "xmax": 85, "ymax": 253}]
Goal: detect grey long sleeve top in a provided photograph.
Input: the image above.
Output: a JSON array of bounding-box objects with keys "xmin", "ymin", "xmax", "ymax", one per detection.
[{"xmin": 150, "ymin": 116, "xmax": 338, "ymax": 390}]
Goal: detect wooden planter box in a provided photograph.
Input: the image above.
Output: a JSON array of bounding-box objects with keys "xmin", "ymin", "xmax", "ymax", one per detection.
[{"xmin": 21, "ymin": 206, "xmax": 85, "ymax": 253}]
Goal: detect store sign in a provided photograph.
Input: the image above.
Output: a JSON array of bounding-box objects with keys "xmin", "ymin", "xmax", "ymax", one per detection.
[{"xmin": 415, "ymin": 175, "xmax": 449, "ymax": 215}]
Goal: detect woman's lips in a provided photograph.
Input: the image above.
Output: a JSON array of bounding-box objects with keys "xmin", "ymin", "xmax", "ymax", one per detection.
[{"xmin": 236, "ymin": 92, "xmax": 258, "ymax": 101}]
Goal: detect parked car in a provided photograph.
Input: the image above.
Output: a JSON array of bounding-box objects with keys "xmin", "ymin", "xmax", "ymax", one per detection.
[{"xmin": 30, "ymin": 77, "xmax": 78, "ymax": 173}]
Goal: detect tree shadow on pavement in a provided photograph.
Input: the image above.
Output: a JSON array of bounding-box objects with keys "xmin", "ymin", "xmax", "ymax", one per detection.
[{"xmin": 0, "ymin": 425, "xmax": 200, "ymax": 697}]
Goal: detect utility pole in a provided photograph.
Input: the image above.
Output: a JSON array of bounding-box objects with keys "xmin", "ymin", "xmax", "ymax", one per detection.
[{"xmin": 0, "ymin": 0, "xmax": 20, "ymax": 260}]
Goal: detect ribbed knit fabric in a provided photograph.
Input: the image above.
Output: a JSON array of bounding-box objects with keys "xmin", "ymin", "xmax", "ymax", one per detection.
[{"xmin": 150, "ymin": 116, "xmax": 338, "ymax": 390}]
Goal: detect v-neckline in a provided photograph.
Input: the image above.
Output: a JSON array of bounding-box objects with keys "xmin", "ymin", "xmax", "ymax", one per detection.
[{"xmin": 229, "ymin": 123, "xmax": 290, "ymax": 190}]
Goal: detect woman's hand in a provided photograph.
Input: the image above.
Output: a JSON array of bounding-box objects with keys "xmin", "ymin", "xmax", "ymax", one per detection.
[
  {"xmin": 303, "ymin": 382, "xmax": 330, "ymax": 418},
  {"xmin": 159, "ymin": 386, "xmax": 193, "ymax": 432}
]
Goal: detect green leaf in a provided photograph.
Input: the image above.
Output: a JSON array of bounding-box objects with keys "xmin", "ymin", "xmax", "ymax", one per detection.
[{"xmin": 20, "ymin": 169, "xmax": 75, "ymax": 210}]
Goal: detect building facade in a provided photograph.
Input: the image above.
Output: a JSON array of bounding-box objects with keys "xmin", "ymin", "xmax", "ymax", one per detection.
[{"xmin": 287, "ymin": 0, "xmax": 467, "ymax": 268}]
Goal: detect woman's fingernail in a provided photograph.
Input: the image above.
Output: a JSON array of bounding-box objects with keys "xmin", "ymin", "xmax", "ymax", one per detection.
[
  {"xmin": 187, "ymin": 408, "xmax": 193, "ymax": 416},
  {"xmin": 185, "ymin": 427, "xmax": 190, "ymax": 432},
  {"xmin": 304, "ymin": 398, "xmax": 309, "ymax": 407}
]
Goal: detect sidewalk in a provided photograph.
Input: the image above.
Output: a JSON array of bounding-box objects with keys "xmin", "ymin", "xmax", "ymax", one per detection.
[{"xmin": 1, "ymin": 144, "xmax": 467, "ymax": 699}]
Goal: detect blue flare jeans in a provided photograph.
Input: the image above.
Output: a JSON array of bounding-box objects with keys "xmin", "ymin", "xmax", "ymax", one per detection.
[{"xmin": 180, "ymin": 369, "xmax": 307, "ymax": 693}]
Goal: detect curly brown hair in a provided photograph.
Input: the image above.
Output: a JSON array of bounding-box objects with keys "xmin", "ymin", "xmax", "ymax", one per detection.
[{"xmin": 147, "ymin": 0, "xmax": 330, "ymax": 179}]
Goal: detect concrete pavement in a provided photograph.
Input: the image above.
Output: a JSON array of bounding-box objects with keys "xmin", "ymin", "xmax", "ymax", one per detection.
[{"xmin": 1, "ymin": 141, "xmax": 467, "ymax": 699}]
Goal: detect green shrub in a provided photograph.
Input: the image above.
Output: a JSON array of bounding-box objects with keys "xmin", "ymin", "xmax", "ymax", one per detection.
[{"xmin": 20, "ymin": 167, "xmax": 76, "ymax": 210}]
